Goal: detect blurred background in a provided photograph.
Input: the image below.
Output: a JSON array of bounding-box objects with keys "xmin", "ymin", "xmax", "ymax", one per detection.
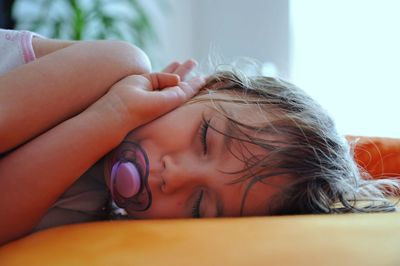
[{"xmin": 1, "ymin": 0, "xmax": 399, "ymax": 138}]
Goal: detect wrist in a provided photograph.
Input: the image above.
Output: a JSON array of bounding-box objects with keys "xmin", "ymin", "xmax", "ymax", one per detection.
[{"xmin": 86, "ymin": 94, "xmax": 136, "ymax": 143}]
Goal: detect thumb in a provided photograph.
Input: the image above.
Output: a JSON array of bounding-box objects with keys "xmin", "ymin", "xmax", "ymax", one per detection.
[{"xmin": 144, "ymin": 73, "xmax": 180, "ymax": 90}]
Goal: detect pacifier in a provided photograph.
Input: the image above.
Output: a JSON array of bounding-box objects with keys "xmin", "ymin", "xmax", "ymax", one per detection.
[
  {"xmin": 109, "ymin": 141, "xmax": 152, "ymax": 212},
  {"xmin": 111, "ymin": 161, "xmax": 141, "ymax": 198}
]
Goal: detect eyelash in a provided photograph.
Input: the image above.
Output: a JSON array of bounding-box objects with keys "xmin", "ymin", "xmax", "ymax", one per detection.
[
  {"xmin": 200, "ymin": 118, "xmax": 210, "ymax": 154},
  {"xmin": 191, "ymin": 117, "xmax": 209, "ymax": 218},
  {"xmin": 192, "ymin": 190, "xmax": 204, "ymax": 218}
]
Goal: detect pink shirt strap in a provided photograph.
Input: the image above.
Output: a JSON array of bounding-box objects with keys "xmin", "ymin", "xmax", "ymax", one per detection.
[
  {"xmin": 0, "ymin": 29, "xmax": 42, "ymax": 75},
  {"xmin": 20, "ymin": 30, "xmax": 38, "ymax": 63}
]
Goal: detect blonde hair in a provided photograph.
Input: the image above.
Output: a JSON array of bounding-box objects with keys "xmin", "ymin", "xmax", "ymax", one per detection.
[{"xmin": 191, "ymin": 67, "xmax": 399, "ymax": 215}]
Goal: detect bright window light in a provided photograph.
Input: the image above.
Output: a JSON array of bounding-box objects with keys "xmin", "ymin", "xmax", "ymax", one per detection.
[{"xmin": 290, "ymin": 0, "xmax": 400, "ymax": 137}]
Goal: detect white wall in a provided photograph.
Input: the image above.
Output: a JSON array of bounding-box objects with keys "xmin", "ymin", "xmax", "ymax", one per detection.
[
  {"xmin": 291, "ymin": 0, "xmax": 400, "ymax": 137},
  {"xmin": 152, "ymin": 0, "xmax": 195, "ymax": 68},
  {"xmin": 156, "ymin": 0, "xmax": 290, "ymax": 77}
]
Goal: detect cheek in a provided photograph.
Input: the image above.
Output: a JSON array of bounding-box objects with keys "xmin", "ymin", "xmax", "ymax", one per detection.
[
  {"xmin": 241, "ymin": 176, "xmax": 290, "ymax": 216},
  {"xmin": 126, "ymin": 108, "xmax": 181, "ymax": 140},
  {"xmin": 130, "ymin": 112, "xmax": 198, "ymax": 147}
]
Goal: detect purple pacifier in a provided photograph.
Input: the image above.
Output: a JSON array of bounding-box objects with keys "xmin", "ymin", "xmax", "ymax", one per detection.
[
  {"xmin": 111, "ymin": 161, "xmax": 141, "ymax": 198},
  {"xmin": 109, "ymin": 141, "xmax": 152, "ymax": 212}
]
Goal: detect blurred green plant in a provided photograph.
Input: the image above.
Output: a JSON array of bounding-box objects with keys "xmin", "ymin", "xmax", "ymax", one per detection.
[{"xmin": 13, "ymin": 0, "xmax": 165, "ymax": 53}]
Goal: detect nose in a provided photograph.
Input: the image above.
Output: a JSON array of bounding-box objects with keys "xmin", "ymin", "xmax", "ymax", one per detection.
[{"xmin": 161, "ymin": 153, "xmax": 202, "ymax": 194}]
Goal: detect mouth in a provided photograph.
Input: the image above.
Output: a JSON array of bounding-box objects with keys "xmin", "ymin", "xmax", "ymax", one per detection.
[{"xmin": 106, "ymin": 141, "xmax": 152, "ymax": 212}]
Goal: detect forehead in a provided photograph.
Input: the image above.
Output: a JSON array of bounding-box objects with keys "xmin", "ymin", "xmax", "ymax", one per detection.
[{"xmin": 194, "ymin": 91, "xmax": 269, "ymax": 124}]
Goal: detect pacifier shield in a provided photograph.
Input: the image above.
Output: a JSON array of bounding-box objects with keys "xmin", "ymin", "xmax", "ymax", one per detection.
[{"xmin": 108, "ymin": 140, "xmax": 152, "ymax": 212}]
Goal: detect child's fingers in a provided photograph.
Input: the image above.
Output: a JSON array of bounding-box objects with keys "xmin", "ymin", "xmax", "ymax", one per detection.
[
  {"xmin": 185, "ymin": 75, "xmax": 206, "ymax": 91},
  {"xmin": 144, "ymin": 73, "xmax": 180, "ymax": 90},
  {"xmin": 154, "ymin": 76, "xmax": 205, "ymax": 111},
  {"xmin": 173, "ymin": 59, "xmax": 197, "ymax": 80},
  {"xmin": 162, "ymin": 61, "xmax": 180, "ymax": 73}
]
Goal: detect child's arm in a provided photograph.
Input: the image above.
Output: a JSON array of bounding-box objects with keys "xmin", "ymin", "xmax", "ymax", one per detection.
[
  {"xmin": 0, "ymin": 72, "xmax": 205, "ymax": 245},
  {"xmin": 0, "ymin": 38, "xmax": 151, "ymax": 153},
  {"xmin": 32, "ymin": 37, "xmax": 76, "ymax": 58}
]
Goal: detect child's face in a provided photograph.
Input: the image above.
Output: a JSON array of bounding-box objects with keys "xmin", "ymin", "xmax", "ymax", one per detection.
[{"xmin": 108, "ymin": 94, "xmax": 288, "ymax": 218}]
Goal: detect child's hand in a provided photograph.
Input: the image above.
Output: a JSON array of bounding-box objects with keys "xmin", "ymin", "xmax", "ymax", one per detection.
[
  {"xmin": 96, "ymin": 71, "xmax": 205, "ymax": 132},
  {"xmin": 162, "ymin": 59, "xmax": 198, "ymax": 80}
]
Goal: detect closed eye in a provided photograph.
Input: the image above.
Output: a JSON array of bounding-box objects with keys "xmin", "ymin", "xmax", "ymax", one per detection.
[
  {"xmin": 199, "ymin": 116, "xmax": 210, "ymax": 154},
  {"xmin": 192, "ymin": 190, "xmax": 204, "ymax": 218}
]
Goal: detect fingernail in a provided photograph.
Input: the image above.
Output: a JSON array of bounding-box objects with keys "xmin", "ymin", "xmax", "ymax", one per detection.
[
  {"xmin": 186, "ymin": 59, "xmax": 198, "ymax": 68},
  {"xmin": 191, "ymin": 59, "xmax": 198, "ymax": 66},
  {"xmin": 173, "ymin": 74, "xmax": 181, "ymax": 81}
]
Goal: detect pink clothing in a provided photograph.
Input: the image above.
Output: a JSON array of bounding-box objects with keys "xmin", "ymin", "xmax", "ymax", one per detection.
[{"xmin": 0, "ymin": 29, "xmax": 38, "ymax": 75}]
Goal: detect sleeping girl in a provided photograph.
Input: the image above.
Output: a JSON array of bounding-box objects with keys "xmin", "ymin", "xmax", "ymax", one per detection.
[{"xmin": 0, "ymin": 29, "xmax": 398, "ymax": 245}]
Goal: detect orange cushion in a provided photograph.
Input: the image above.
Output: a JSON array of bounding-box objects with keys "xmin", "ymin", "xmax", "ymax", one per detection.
[
  {"xmin": 346, "ymin": 136, "xmax": 400, "ymax": 179},
  {"xmin": 0, "ymin": 213, "xmax": 399, "ymax": 265}
]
